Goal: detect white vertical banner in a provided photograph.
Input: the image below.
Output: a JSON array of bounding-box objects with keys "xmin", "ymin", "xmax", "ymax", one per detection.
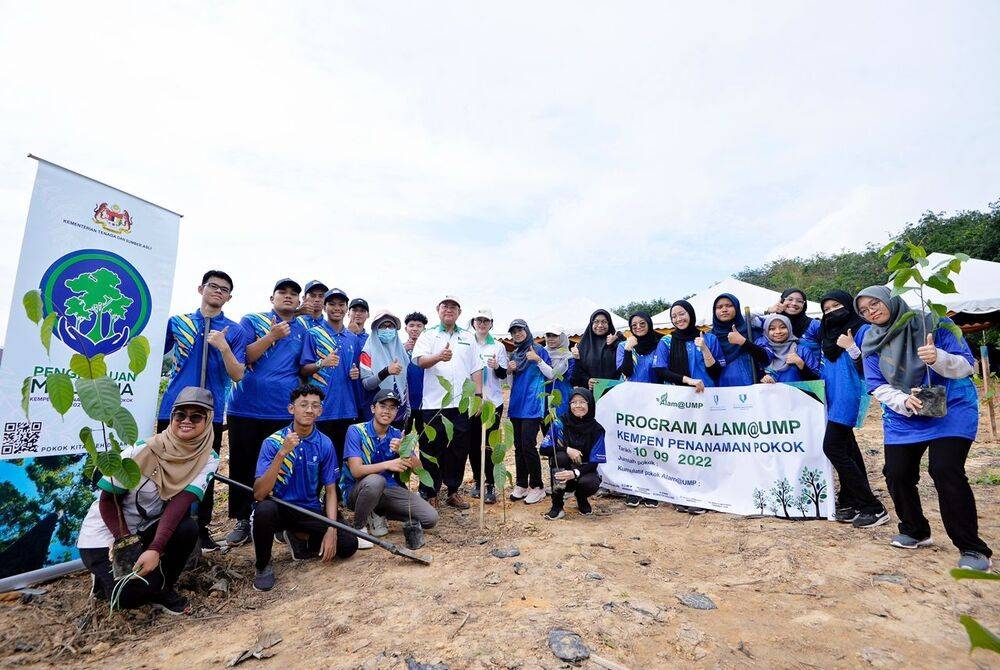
[
  {"xmin": 596, "ymin": 381, "xmax": 836, "ymax": 519},
  {"xmin": 0, "ymin": 157, "xmax": 180, "ymax": 458}
]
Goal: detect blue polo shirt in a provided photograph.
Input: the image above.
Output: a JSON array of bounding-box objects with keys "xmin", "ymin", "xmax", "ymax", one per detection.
[
  {"xmin": 821, "ymin": 324, "xmax": 870, "ymax": 427},
  {"xmin": 228, "ymin": 311, "xmax": 308, "ymax": 420},
  {"xmin": 615, "ymin": 343, "xmax": 657, "ymax": 383},
  {"xmin": 508, "ymin": 345, "xmax": 553, "ymax": 419},
  {"xmin": 158, "ymin": 310, "xmax": 247, "ymax": 420},
  {"xmin": 296, "ymin": 314, "xmax": 324, "ymax": 330},
  {"xmin": 255, "ymin": 424, "xmax": 339, "ymax": 513},
  {"xmin": 354, "ymin": 331, "xmax": 371, "ymax": 420},
  {"xmin": 339, "ymin": 420, "xmax": 402, "ymax": 504},
  {"xmin": 300, "ymin": 320, "xmax": 360, "ymax": 421},
  {"xmin": 407, "ymin": 355, "xmax": 424, "ymax": 412}
]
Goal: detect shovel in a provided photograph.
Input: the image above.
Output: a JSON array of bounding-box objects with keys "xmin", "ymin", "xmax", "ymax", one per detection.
[{"xmin": 213, "ymin": 473, "xmax": 431, "ymax": 565}]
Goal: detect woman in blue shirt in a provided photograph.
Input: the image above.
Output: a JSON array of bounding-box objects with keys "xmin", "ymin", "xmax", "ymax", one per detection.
[
  {"xmin": 765, "ymin": 288, "xmax": 821, "ymax": 357},
  {"xmin": 710, "ymin": 293, "xmax": 769, "ymax": 387},
  {"xmin": 757, "ymin": 314, "xmax": 819, "ymax": 383},
  {"xmin": 505, "ymin": 319, "xmax": 554, "ymax": 506},
  {"xmin": 616, "ymin": 312, "xmax": 659, "ymax": 383},
  {"xmin": 652, "ymin": 300, "xmax": 722, "ymax": 390},
  {"xmin": 816, "ymin": 290, "xmax": 887, "ymax": 528},
  {"xmin": 855, "ymin": 286, "xmax": 992, "ymax": 571}
]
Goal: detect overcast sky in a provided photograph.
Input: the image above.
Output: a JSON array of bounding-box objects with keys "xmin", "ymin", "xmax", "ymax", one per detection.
[{"xmin": 1, "ymin": 2, "xmax": 998, "ymax": 338}]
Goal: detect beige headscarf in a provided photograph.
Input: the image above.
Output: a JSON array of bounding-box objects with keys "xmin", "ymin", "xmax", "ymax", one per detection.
[{"xmin": 132, "ymin": 408, "xmax": 215, "ymax": 500}]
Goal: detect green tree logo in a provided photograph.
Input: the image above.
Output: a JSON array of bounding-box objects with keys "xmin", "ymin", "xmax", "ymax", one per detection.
[{"xmin": 62, "ymin": 268, "xmax": 133, "ymax": 344}]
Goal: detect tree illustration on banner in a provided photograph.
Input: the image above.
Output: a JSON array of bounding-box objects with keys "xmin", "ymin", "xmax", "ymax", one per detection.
[
  {"xmin": 752, "ymin": 488, "xmax": 767, "ymax": 515},
  {"xmin": 62, "ymin": 268, "xmax": 134, "ymax": 345},
  {"xmin": 799, "ymin": 466, "xmax": 828, "ymax": 518},
  {"xmin": 769, "ymin": 477, "xmax": 795, "ymax": 518}
]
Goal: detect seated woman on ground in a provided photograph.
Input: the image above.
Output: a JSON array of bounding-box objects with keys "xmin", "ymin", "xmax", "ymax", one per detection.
[{"xmin": 539, "ymin": 388, "xmax": 607, "ymax": 520}]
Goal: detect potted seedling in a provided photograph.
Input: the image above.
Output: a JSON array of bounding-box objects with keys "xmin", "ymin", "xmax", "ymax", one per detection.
[{"xmin": 883, "ymin": 244, "xmax": 968, "ymax": 417}]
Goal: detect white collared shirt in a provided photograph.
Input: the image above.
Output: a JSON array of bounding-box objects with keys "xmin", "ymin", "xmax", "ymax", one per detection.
[{"xmin": 412, "ymin": 323, "xmax": 477, "ymax": 409}]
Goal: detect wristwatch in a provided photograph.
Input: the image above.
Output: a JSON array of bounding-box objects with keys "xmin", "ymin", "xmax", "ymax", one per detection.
[{"xmin": 572, "ymin": 468, "xmax": 580, "ymax": 478}]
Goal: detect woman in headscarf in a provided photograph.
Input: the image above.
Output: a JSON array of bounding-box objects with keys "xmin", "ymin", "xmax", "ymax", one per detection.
[
  {"xmin": 506, "ymin": 319, "xmax": 554, "ymax": 505},
  {"xmin": 816, "ymin": 290, "xmax": 888, "ymax": 529},
  {"xmin": 765, "ymin": 288, "xmax": 821, "ymax": 356},
  {"xmin": 855, "ymin": 286, "xmax": 991, "ymax": 570},
  {"xmin": 616, "ymin": 312, "xmax": 660, "ymax": 383},
  {"xmin": 757, "ymin": 314, "xmax": 819, "ymax": 383},
  {"xmin": 539, "ymin": 388, "xmax": 606, "ymax": 520},
  {"xmin": 543, "ymin": 325, "xmax": 575, "ymax": 435},
  {"xmin": 652, "ymin": 300, "xmax": 723, "ymax": 391},
  {"xmin": 571, "ymin": 309, "xmax": 625, "ymax": 390},
  {"xmin": 710, "ymin": 293, "xmax": 770, "ymax": 387},
  {"xmin": 468, "ymin": 308, "xmax": 508, "ymax": 504},
  {"xmin": 359, "ymin": 311, "xmax": 409, "ymax": 427},
  {"xmin": 77, "ymin": 387, "xmax": 219, "ymax": 615}
]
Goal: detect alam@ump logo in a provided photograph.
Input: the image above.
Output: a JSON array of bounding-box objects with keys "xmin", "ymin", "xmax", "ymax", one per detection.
[{"xmin": 38, "ymin": 249, "xmax": 151, "ymax": 357}]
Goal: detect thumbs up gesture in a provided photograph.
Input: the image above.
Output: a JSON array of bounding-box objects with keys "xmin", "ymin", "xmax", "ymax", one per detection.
[
  {"xmin": 917, "ymin": 332, "xmax": 938, "ymax": 365},
  {"xmin": 349, "ymin": 363, "xmax": 360, "ymax": 380},
  {"xmin": 526, "ymin": 348, "xmax": 541, "ymax": 363},
  {"xmin": 836, "ymin": 329, "xmax": 854, "ymax": 350},
  {"xmin": 439, "ymin": 342, "xmax": 453, "ymax": 362},
  {"xmin": 727, "ymin": 325, "xmax": 746, "ymax": 346},
  {"xmin": 388, "ymin": 358, "xmax": 403, "ymax": 375},
  {"xmin": 321, "ymin": 349, "xmax": 340, "ymax": 369},
  {"xmin": 269, "ymin": 317, "xmax": 291, "ymax": 341},
  {"xmin": 207, "ymin": 326, "xmax": 231, "ymax": 352}
]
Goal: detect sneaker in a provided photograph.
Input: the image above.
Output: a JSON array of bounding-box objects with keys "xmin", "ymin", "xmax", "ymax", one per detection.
[
  {"xmin": 834, "ymin": 507, "xmax": 859, "ymax": 524},
  {"xmin": 446, "ymin": 492, "xmax": 471, "ymax": 510},
  {"xmin": 274, "ymin": 531, "xmax": 286, "ymax": 544},
  {"xmin": 674, "ymin": 505, "xmax": 690, "ymax": 513},
  {"xmin": 470, "ymin": 485, "xmax": 481, "ymax": 499},
  {"xmin": 577, "ymin": 498, "xmax": 593, "ymax": 516},
  {"xmin": 524, "ymin": 487, "xmax": 546, "ymax": 505},
  {"xmin": 226, "ymin": 519, "xmax": 251, "ymax": 546},
  {"xmin": 852, "ymin": 510, "xmax": 890, "ymax": 529},
  {"xmin": 151, "ymin": 589, "xmax": 189, "ymax": 616},
  {"xmin": 199, "ymin": 528, "xmax": 220, "ymax": 553},
  {"xmin": 355, "ymin": 529, "xmax": 374, "ymax": 550},
  {"xmin": 484, "ymin": 486, "xmax": 497, "ymax": 505},
  {"xmin": 890, "ymin": 534, "xmax": 933, "ymax": 549},
  {"xmin": 687, "ymin": 507, "xmax": 708, "ymax": 515},
  {"xmin": 957, "ymin": 551, "xmax": 993, "ymax": 572},
  {"xmin": 544, "ymin": 506, "xmax": 565, "ymax": 520},
  {"xmin": 368, "ymin": 513, "xmax": 389, "ymax": 537},
  {"xmin": 284, "ymin": 531, "xmax": 319, "ymax": 561},
  {"xmin": 509, "ymin": 486, "xmax": 528, "ymax": 501},
  {"xmin": 641, "ymin": 498, "xmax": 659, "ymax": 508},
  {"xmin": 253, "ymin": 562, "xmax": 276, "ymax": 592},
  {"xmin": 625, "ymin": 495, "xmax": 641, "ymax": 508}
]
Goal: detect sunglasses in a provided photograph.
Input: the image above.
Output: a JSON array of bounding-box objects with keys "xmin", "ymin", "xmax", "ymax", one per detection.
[{"xmin": 171, "ymin": 410, "xmax": 207, "ymax": 424}]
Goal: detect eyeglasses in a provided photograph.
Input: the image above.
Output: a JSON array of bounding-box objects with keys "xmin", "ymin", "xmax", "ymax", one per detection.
[
  {"xmin": 171, "ymin": 410, "xmax": 207, "ymax": 424},
  {"xmin": 783, "ymin": 297, "xmax": 805, "ymax": 305},
  {"xmin": 294, "ymin": 401, "xmax": 323, "ymax": 410},
  {"xmin": 203, "ymin": 282, "xmax": 232, "ymax": 295},
  {"xmin": 857, "ymin": 301, "xmax": 885, "ymax": 317}
]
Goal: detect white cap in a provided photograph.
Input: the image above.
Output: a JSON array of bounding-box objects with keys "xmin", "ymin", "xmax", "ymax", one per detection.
[
  {"xmin": 470, "ymin": 307, "xmax": 493, "ymax": 323},
  {"xmin": 543, "ymin": 323, "xmax": 566, "ymax": 335},
  {"xmin": 438, "ymin": 295, "xmax": 461, "ymax": 308}
]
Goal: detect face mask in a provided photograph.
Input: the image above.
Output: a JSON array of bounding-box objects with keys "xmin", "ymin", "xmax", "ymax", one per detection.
[{"xmin": 377, "ymin": 328, "xmax": 397, "ymax": 343}]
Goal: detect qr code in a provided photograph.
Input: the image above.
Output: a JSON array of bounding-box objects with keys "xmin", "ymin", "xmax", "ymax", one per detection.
[{"xmin": 2, "ymin": 421, "xmax": 42, "ymax": 456}]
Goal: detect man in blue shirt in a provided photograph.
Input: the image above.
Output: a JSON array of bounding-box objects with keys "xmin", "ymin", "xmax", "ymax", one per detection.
[
  {"xmin": 157, "ymin": 270, "xmax": 247, "ymax": 552},
  {"xmin": 251, "ymin": 385, "xmax": 359, "ymax": 592},
  {"xmin": 300, "ymin": 288, "xmax": 361, "ymax": 464},
  {"xmin": 348, "ymin": 297, "xmax": 371, "ymax": 421},
  {"xmin": 226, "ymin": 278, "xmax": 308, "ymax": 547},
  {"xmin": 403, "ymin": 312, "xmax": 428, "ymax": 434},
  {"xmin": 341, "ymin": 389, "xmax": 438, "ymax": 549},
  {"xmin": 297, "ymin": 279, "xmax": 328, "ymax": 329}
]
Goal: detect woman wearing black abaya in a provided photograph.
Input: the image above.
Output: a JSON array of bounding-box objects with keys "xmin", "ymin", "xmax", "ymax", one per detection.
[{"xmin": 571, "ymin": 309, "xmax": 625, "ymax": 390}]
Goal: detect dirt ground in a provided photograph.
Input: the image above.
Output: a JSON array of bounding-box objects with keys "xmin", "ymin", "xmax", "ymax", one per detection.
[{"xmin": 1, "ymin": 406, "xmax": 998, "ymax": 670}]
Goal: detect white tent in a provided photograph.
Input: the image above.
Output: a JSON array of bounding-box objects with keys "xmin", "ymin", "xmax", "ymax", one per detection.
[
  {"xmin": 891, "ymin": 253, "xmax": 1000, "ymax": 315},
  {"xmin": 526, "ymin": 297, "xmax": 628, "ymax": 338},
  {"xmin": 651, "ymin": 277, "xmax": 822, "ymax": 328}
]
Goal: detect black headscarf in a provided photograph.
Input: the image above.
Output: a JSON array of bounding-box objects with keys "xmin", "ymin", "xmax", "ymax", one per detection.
[
  {"xmin": 710, "ymin": 293, "xmax": 747, "ymax": 361},
  {"xmin": 577, "ymin": 309, "xmax": 622, "ymax": 380},
  {"xmin": 817, "ymin": 290, "xmax": 866, "ymax": 362},
  {"xmin": 561, "ymin": 388, "xmax": 604, "ymax": 457},
  {"xmin": 627, "ymin": 312, "xmax": 659, "ymax": 356},
  {"xmin": 667, "ymin": 300, "xmax": 699, "ymax": 377},
  {"xmin": 780, "ymin": 288, "xmax": 814, "ymax": 338}
]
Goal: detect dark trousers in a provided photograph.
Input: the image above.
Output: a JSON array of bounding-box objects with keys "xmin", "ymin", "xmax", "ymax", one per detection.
[
  {"xmin": 250, "ymin": 499, "xmax": 359, "ymax": 570},
  {"xmin": 157, "ymin": 420, "xmax": 224, "ymax": 531},
  {"xmin": 316, "ymin": 418, "xmax": 355, "ymax": 466},
  {"xmin": 469, "ymin": 404, "xmax": 504, "ymax": 488},
  {"xmin": 823, "ymin": 420, "xmax": 883, "ymax": 514},
  {"xmin": 227, "ymin": 416, "xmax": 288, "ymax": 521},
  {"xmin": 80, "ymin": 517, "xmax": 198, "ymax": 608},
  {"xmin": 419, "ymin": 408, "xmax": 470, "ymax": 497},
  {"xmin": 883, "ymin": 437, "xmax": 992, "ymax": 556},
  {"xmin": 550, "ymin": 452, "xmax": 601, "ymax": 507},
  {"xmin": 511, "ymin": 417, "xmax": 543, "ymax": 489}
]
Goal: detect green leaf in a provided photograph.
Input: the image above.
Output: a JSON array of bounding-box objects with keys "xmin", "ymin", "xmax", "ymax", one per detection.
[
  {"xmin": 83, "ymin": 453, "xmax": 98, "ymax": 480},
  {"xmin": 491, "ymin": 444, "xmax": 505, "ymax": 464},
  {"xmin": 108, "ymin": 431, "xmax": 121, "ymax": 452},
  {"xmin": 461, "ymin": 378, "xmax": 477, "ymax": 400},
  {"xmin": 950, "ymin": 568, "xmax": 1000, "ymax": 581},
  {"xmin": 878, "ymin": 241, "xmax": 895, "ymax": 256},
  {"xmin": 892, "ymin": 268, "xmax": 913, "ymax": 289},
  {"xmin": 414, "ymin": 467, "xmax": 434, "ymax": 488},
  {"xmin": 550, "ymin": 388, "xmax": 562, "ymax": 410},
  {"xmin": 399, "ymin": 469, "xmax": 412, "ymax": 485},
  {"xmin": 954, "ymin": 252, "xmax": 970, "ymax": 262},
  {"xmin": 488, "ymin": 429, "xmax": 501, "ymax": 449},
  {"xmin": 958, "ymin": 615, "xmax": 1000, "ymax": 654},
  {"xmin": 481, "ymin": 400, "xmax": 496, "ymax": 428},
  {"xmin": 70, "ymin": 354, "xmax": 107, "ymax": 379},
  {"xmin": 423, "ymin": 424, "xmax": 437, "ymax": 442},
  {"xmin": 905, "ymin": 241, "xmax": 926, "ymax": 261},
  {"xmin": 21, "ymin": 376, "xmax": 31, "ymax": 418},
  {"xmin": 118, "ymin": 458, "xmax": 142, "ymax": 489},
  {"xmin": 79, "ymin": 426, "xmax": 97, "ymax": 458},
  {"xmin": 96, "ymin": 450, "xmax": 123, "ymax": 480},
  {"xmin": 437, "ymin": 376, "xmax": 453, "ymax": 393},
  {"xmin": 441, "ymin": 415, "xmax": 454, "ymax": 444},
  {"xmin": 470, "ymin": 396, "xmax": 482, "ymax": 417},
  {"xmin": 493, "ymin": 463, "xmax": 510, "ymax": 491},
  {"xmin": 109, "ymin": 406, "xmax": 139, "ymax": 445},
  {"xmin": 127, "ymin": 336, "xmax": 151, "ymax": 376},
  {"xmin": 46, "ymin": 372, "xmax": 74, "ymax": 416},
  {"xmin": 885, "ymin": 251, "xmax": 906, "ymax": 272},
  {"xmin": 459, "ymin": 395, "xmax": 470, "ymax": 413},
  {"xmin": 925, "ymin": 275, "xmax": 957, "ymax": 295},
  {"xmin": 22, "ymin": 290, "xmax": 43, "ymax": 324},
  {"xmin": 40, "ymin": 312, "xmax": 57, "ymax": 355},
  {"xmin": 75, "ymin": 375, "xmax": 122, "ymax": 423},
  {"xmin": 942, "ymin": 322, "xmax": 964, "ymax": 341},
  {"xmin": 890, "ymin": 310, "xmax": 916, "ymax": 332},
  {"xmin": 420, "ymin": 450, "xmax": 439, "ymax": 465},
  {"xmin": 441, "ymin": 390, "xmax": 454, "ymax": 408},
  {"xmin": 399, "ymin": 432, "xmax": 419, "ymax": 458},
  {"xmin": 501, "ymin": 418, "xmax": 514, "ymax": 449}
]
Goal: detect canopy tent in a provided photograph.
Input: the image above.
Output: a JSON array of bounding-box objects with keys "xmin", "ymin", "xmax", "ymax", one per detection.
[
  {"xmin": 651, "ymin": 277, "xmax": 822, "ymax": 329},
  {"xmin": 889, "ymin": 253, "xmax": 1000, "ymax": 333},
  {"xmin": 512, "ymin": 297, "xmax": 628, "ymax": 339}
]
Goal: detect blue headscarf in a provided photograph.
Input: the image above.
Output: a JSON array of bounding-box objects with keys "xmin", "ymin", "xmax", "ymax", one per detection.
[{"xmin": 711, "ymin": 293, "xmax": 748, "ymax": 361}]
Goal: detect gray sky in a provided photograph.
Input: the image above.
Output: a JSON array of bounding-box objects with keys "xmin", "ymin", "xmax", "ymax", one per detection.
[{"xmin": 1, "ymin": 2, "xmax": 998, "ymax": 337}]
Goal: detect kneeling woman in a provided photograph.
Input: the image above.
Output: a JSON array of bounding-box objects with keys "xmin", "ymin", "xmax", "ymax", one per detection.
[
  {"xmin": 855, "ymin": 286, "xmax": 992, "ymax": 570},
  {"xmin": 539, "ymin": 388, "xmax": 607, "ymax": 519},
  {"xmin": 77, "ymin": 387, "xmax": 219, "ymax": 614}
]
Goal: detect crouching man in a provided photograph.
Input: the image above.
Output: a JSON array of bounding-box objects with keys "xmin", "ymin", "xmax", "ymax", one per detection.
[
  {"xmin": 341, "ymin": 388, "xmax": 439, "ymax": 549},
  {"xmin": 251, "ymin": 384, "xmax": 359, "ymax": 591}
]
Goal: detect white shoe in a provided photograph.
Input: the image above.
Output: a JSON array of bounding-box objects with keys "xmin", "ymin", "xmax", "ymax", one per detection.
[
  {"xmin": 509, "ymin": 486, "xmax": 528, "ymax": 501},
  {"xmin": 356, "ymin": 527, "xmax": 374, "ymax": 550},
  {"xmin": 368, "ymin": 513, "xmax": 389, "ymax": 537},
  {"xmin": 524, "ymin": 487, "xmax": 546, "ymax": 505}
]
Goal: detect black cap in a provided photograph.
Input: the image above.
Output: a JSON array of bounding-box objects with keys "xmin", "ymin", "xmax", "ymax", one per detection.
[
  {"xmin": 303, "ymin": 280, "xmax": 328, "ymax": 294},
  {"xmin": 323, "ymin": 288, "xmax": 349, "ymax": 303},
  {"xmin": 273, "ymin": 278, "xmax": 302, "ymax": 293},
  {"xmin": 373, "ymin": 388, "xmax": 401, "ymax": 405},
  {"xmin": 349, "ymin": 298, "xmax": 370, "ymax": 311}
]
